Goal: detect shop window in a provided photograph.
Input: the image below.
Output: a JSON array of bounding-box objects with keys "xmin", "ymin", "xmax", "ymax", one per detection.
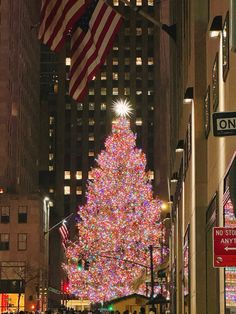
[
  {"xmin": 206, "ymin": 194, "xmax": 219, "ymax": 313},
  {"xmin": 18, "ymin": 206, "xmax": 27, "ymax": 223},
  {"xmin": 224, "ymin": 157, "xmax": 236, "ymax": 311},
  {"xmin": 17, "ymin": 233, "xmax": 27, "ymax": 251},
  {"xmin": 0, "ymin": 233, "xmax": 9, "ymax": 250},
  {"xmin": 183, "ymin": 225, "xmax": 190, "ymax": 313},
  {"xmin": 1, "ymin": 206, "xmax": 10, "ymax": 223}
]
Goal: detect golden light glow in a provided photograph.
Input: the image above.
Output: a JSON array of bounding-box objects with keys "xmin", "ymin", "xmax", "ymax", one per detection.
[{"xmin": 112, "ymin": 99, "xmax": 133, "ymax": 117}]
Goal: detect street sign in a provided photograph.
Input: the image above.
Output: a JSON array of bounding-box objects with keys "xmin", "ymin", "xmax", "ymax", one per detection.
[
  {"xmin": 213, "ymin": 227, "xmax": 236, "ymax": 267},
  {"xmin": 212, "ymin": 111, "xmax": 236, "ymax": 136}
]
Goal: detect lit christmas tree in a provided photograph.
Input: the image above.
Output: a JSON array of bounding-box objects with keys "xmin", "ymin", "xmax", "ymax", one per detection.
[{"xmin": 64, "ymin": 100, "xmax": 165, "ymax": 302}]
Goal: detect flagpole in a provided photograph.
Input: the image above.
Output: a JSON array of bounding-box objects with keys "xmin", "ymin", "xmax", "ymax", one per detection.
[
  {"xmin": 119, "ymin": 0, "xmax": 176, "ymax": 41},
  {"xmin": 44, "ymin": 212, "xmax": 74, "ymax": 236}
]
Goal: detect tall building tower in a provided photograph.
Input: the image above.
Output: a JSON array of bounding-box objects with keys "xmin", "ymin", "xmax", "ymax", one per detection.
[
  {"xmin": 39, "ymin": 0, "xmax": 171, "ymax": 307},
  {"xmin": 0, "ymin": 1, "xmax": 50, "ymax": 313}
]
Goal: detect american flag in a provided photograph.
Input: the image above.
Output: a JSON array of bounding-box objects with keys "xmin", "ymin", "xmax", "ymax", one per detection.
[
  {"xmin": 69, "ymin": 0, "xmax": 123, "ymax": 102},
  {"xmin": 38, "ymin": 0, "xmax": 89, "ymax": 52},
  {"xmin": 59, "ymin": 222, "xmax": 69, "ymax": 249}
]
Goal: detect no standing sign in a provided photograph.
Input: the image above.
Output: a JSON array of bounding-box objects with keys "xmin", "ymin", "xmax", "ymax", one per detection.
[{"xmin": 213, "ymin": 227, "xmax": 236, "ymax": 267}]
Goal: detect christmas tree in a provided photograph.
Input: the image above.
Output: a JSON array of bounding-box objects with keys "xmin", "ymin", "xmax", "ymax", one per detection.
[{"xmin": 64, "ymin": 100, "xmax": 165, "ymax": 302}]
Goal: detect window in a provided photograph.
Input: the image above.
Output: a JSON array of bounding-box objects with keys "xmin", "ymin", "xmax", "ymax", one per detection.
[
  {"xmin": 149, "ymin": 171, "xmax": 154, "ymax": 180},
  {"xmin": 64, "ymin": 186, "xmax": 70, "ymax": 195},
  {"xmin": 89, "ymin": 119, "xmax": 95, "ymax": 126},
  {"xmin": 17, "ymin": 234, "xmax": 27, "ymax": 251},
  {"xmin": 89, "ymin": 88, "xmax": 95, "ymax": 95},
  {"xmin": 101, "ymin": 88, "xmax": 107, "ymax": 96},
  {"xmin": 136, "ymin": 57, "xmax": 142, "ymax": 65},
  {"xmin": 89, "ymin": 151, "xmax": 95, "ymax": 157},
  {"xmin": 49, "ymin": 166, "xmax": 54, "ymax": 171},
  {"xmin": 1, "ymin": 206, "xmax": 10, "ymax": 223},
  {"xmin": 76, "ymin": 186, "xmax": 82, "ymax": 195},
  {"xmin": 136, "ymin": 28, "xmax": 142, "ymax": 36},
  {"xmin": 183, "ymin": 225, "xmax": 190, "ymax": 312},
  {"xmin": 125, "ymin": 28, "xmax": 130, "ymax": 36},
  {"xmin": 64, "ymin": 171, "xmax": 71, "ymax": 180},
  {"xmin": 18, "ymin": 206, "xmax": 27, "ymax": 223},
  {"xmin": 148, "ymin": 57, "xmax": 154, "ymax": 65},
  {"xmin": 135, "ymin": 118, "xmax": 142, "ymax": 126},
  {"xmin": 113, "ymin": 72, "xmax": 118, "ymax": 80},
  {"xmin": 88, "ymin": 172, "xmax": 93, "ymax": 180},
  {"xmin": 101, "ymin": 103, "xmax": 106, "ymax": 111},
  {"xmin": 148, "ymin": 0, "xmax": 154, "ymax": 5},
  {"xmin": 113, "ymin": 0, "xmax": 119, "ymax": 5},
  {"xmin": 89, "ymin": 135, "xmax": 95, "ymax": 141},
  {"xmin": 124, "ymin": 58, "xmax": 130, "ymax": 65},
  {"xmin": 101, "ymin": 72, "xmax": 107, "ymax": 80},
  {"xmin": 65, "ymin": 58, "xmax": 71, "ymax": 66},
  {"xmin": 49, "ymin": 153, "xmax": 54, "ymax": 161},
  {"xmin": 113, "ymin": 58, "xmax": 118, "ymax": 65},
  {"xmin": 125, "ymin": 73, "xmax": 130, "ymax": 80},
  {"xmin": 76, "ymin": 171, "xmax": 82, "ymax": 180},
  {"xmin": 77, "ymin": 103, "xmax": 83, "ymax": 111},
  {"xmin": 89, "ymin": 103, "xmax": 95, "ymax": 110},
  {"xmin": 112, "ymin": 88, "xmax": 119, "ymax": 95},
  {"xmin": 148, "ymin": 28, "xmax": 154, "ymax": 35},
  {"xmin": 66, "ymin": 103, "xmax": 71, "ymax": 110},
  {"xmin": 0, "ymin": 234, "xmax": 9, "ymax": 250}
]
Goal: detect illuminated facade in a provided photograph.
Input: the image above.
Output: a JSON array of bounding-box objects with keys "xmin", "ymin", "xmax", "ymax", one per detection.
[{"xmin": 168, "ymin": 1, "xmax": 236, "ymax": 313}]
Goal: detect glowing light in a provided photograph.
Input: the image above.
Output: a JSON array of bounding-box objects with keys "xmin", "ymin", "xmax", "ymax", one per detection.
[
  {"xmin": 112, "ymin": 99, "xmax": 133, "ymax": 117},
  {"xmin": 64, "ymin": 117, "xmax": 167, "ymax": 302}
]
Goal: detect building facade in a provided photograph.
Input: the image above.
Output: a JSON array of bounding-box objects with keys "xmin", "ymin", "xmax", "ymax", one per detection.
[
  {"xmin": 0, "ymin": 1, "xmax": 48, "ymax": 312},
  {"xmin": 168, "ymin": 0, "xmax": 236, "ymax": 313}
]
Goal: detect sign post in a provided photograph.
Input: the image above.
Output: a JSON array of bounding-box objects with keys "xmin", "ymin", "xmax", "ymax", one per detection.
[{"xmin": 213, "ymin": 227, "xmax": 236, "ymax": 267}]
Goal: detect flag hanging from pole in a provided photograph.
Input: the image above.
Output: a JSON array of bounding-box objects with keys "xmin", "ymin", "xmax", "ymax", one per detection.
[
  {"xmin": 59, "ymin": 222, "xmax": 69, "ymax": 249},
  {"xmin": 69, "ymin": 0, "xmax": 123, "ymax": 102},
  {"xmin": 38, "ymin": 0, "xmax": 90, "ymax": 52}
]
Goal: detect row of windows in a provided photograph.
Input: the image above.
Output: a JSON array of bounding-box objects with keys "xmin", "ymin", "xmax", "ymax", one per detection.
[
  {"xmin": 0, "ymin": 206, "xmax": 27, "ymax": 224},
  {"xmin": 0, "ymin": 233, "xmax": 27, "ymax": 251},
  {"xmin": 65, "ymin": 57, "xmax": 154, "ymax": 67},
  {"xmin": 65, "ymin": 103, "xmax": 107, "ymax": 111},
  {"xmin": 87, "ymin": 88, "xmax": 154, "ymax": 96}
]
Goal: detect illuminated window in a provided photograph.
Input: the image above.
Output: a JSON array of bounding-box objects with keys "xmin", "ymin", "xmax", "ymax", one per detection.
[
  {"xmin": 89, "ymin": 103, "xmax": 95, "ymax": 110},
  {"xmin": 76, "ymin": 171, "xmax": 82, "ymax": 180},
  {"xmin": 65, "ymin": 58, "xmax": 71, "ymax": 66},
  {"xmin": 64, "ymin": 186, "xmax": 70, "ymax": 195},
  {"xmin": 148, "ymin": 57, "xmax": 154, "ymax": 65},
  {"xmin": 148, "ymin": 90, "xmax": 154, "ymax": 95},
  {"xmin": 49, "ymin": 188, "xmax": 54, "ymax": 193},
  {"xmin": 49, "ymin": 116, "xmax": 54, "ymax": 125},
  {"xmin": 113, "ymin": 58, "xmax": 118, "ymax": 65},
  {"xmin": 76, "ymin": 186, "xmax": 82, "ymax": 195},
  {"xmin": 136, "ymin": 57, "xmax": 142, "ymax": 65},
  {"xmin": 89, "ymin": 151, "xmax": 95, "ymax": 157},
  {"xmin": 54, "ymin": 83, "xmax": 58, "ymax": 94},
  {"xmin": 77, "ymin": 103, "xmax": 83, "ymax": 110},
  {"xmin": 136, "ymin": 0, "xmax": 142, "ymax": 5},
  {"xmin": 64, "ymin": 171, "xmax": 71, "ymax": 180},
  {"xmin": 113, "ymin": 73, "xmax": 118, "ymax": 80},
  {"xmin": 136, "ymin": 90, "xmax": 142, "ymax": 95},
  {"xmin": 136, "ymin": 118, "xmax": 143, "ymax": 126},
  {"xmin": 149, "ymin": 171, "xmax": 154, "ymax": 180},
  {"xmin": 49, "ymin": 166, "xmax": 54, "ymax": 171},
  {"xmin": 18, "ymin": 234, "xmax": 27, "ymax": 251},
  {"xmin": 113, "ymin": 46, "xmax": 118, "ymax": 51},
  {"xmin": 88, "ymin": 172, "xmax": 93, "ymax": 180},
  {"xmin": 49, "ymin": 153, "xmax": 54, "ymax": 161},
  {"xmin": 113, "ymin": 88, "xmax": 119, "ymax": 95},
  {"xmin": 101, "ymin": 72, "xmax": 107, "ymax": 80},
  {"xmin": 148, "ymin": 0, "xmax": 154, "ymax": 5},
  {"xmin": 124, "ymin": 88, "xmax": 130, "ymax": 95},
  {"xmin": 101, "ymin": 103, "xmax": 106, "ymax": 111},
  {"xmin": 89, "ymin": 135, "xmax": 95, "ymax": 141},
  {"xmin": 89, "ymin": 89, "xmax": 95, "ymax": 95},
  {"xmin": 0, "ymin": 233, "xmax": 9, "ymax": 251},
  {"xmin": 1, "ymin": 207, "xmax": 10, "ymax": 223},
  {"xmin": 101, "ymin": 88, "xmax": 107, "ymax": 95},
  {"xmin": 89, "ymin": 119, "xmax": 95, "ymax": 126},
  {"xmin": 113, "ymin": 0, "xmax": 119, "ymax": 6},
  {"xmin": 136, "ymin": 28, "xmax": 142, "ymax": 36},
  {"xmin": 125, "ymin": 73, "xmax": 130, "ymax": 80}
]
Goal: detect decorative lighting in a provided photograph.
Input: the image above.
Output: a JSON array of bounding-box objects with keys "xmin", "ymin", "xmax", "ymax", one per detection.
[
  {"xmin": 170, "ymin": 172, "xmax": 178, "ymax": 183},
  {"xmin": 183, "ymin": 87, "xmax": 194, "ymax": 104},
  {"xmin": 112, "ymin": 99, "xmax": 133, "ymax": 117},
  {"xmin": 175, "ymin": 140, "xmax": 184, "ymax": 153},
  {"xmin": 209, "ymin": 16, "xmax": 222, "ymax": 38}
]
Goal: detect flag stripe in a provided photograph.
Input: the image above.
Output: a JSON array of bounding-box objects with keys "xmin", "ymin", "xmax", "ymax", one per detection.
[
  {"xmin": 69, "ymin": 0, "xmax": 122, "ymax": 101},
  {"xmin": 59, "ymin": 223, "xmax": 69, "ymax": 245},
  {"xmin": 39, "ymin": 0, "xmax": 89, "ymax": 52}
]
